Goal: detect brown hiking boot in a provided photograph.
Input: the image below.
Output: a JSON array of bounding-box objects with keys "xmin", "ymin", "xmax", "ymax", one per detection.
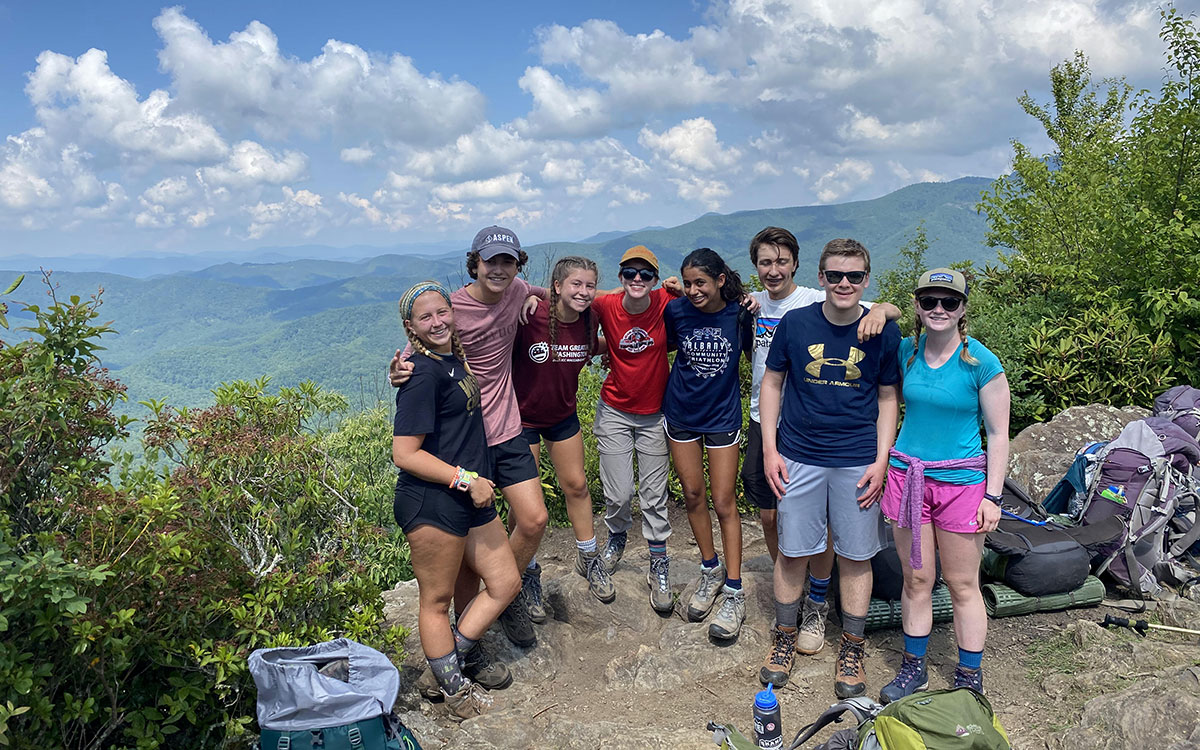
[
  {"xmin": 760, "ymin": 625, "xmax": 798, "ymax": 687},
  {"xmin": 442, "ymin": 680, "xmax": 493, "ymax": 721},
  {"xmin": 834, "ymin": 633, "xmax": 867, "ymax": 698}
]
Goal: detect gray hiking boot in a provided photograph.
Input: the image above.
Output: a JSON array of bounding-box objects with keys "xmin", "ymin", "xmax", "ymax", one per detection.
[
  {"xmin": 953, "ymin": 665, "xmax": 984, "ymax": 693},
  {"xmin": 442, "ymin": 680, "xmax": 493, "ymax": 721},
  {"xmin": 647, "ymin": 555, "xmax": 674, "ymax": 614},
  {"xmin": 522, "ymin": 563, "xmax": 547, "ymax": 624},
  {"xmin": 795, "ymin": 597, "xmax": 829, "ymax": 655},
  {"xmin": 576, "ymin": 549, "xmax": 617, "ymax": 603},
  {"xmin": 686, "ymin": 563, "xmax": 726, "ymax": 621},
  {"xmin": 880, "ymin": 654, "xmax": 928, "ymax": 704},
  {"xmin": 462, "ymin": 643, "xmax": 512, "ymax": 691},
  {"xmin": 708, "ymin": 587, "xmax": 747, "ymax": 640},
  {"xmin": 601, "ymin": 531, "xmax": 627, "ymax": 573},
  {"xmin": 498, "ymin": 591, "xmax": 536, "ymax": 648}
]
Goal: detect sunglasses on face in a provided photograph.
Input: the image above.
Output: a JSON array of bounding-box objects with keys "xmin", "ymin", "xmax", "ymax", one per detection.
[
  {"xmin": 620, "ymin": 267, "xmax": 657, "ymax": 282},
  {"xmin": 916, "ymin": 295, "xmax": 964, "ymax": 312},
  {"xmin": 822, "ymin": 270, "xmax": 867, "ymax": 285}
]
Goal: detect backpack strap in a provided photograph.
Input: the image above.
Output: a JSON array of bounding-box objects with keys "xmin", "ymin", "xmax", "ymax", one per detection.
[{"xmin": 788, "ymin": 698, "xmax": 881, "ymax": 749}]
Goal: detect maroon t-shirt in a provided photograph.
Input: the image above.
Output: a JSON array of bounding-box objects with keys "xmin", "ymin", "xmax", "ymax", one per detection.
[{"xmin": 512, "ymin": 299, "xmax": 598, "ymax": 428}]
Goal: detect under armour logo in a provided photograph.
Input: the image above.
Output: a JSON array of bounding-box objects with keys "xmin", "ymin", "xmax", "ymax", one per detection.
[{"xmin": 805, "ymin": 344, "xmax": 865, "ymax": 379}]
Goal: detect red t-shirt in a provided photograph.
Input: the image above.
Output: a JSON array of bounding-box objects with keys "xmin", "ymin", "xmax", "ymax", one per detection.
[
  {"xmin": 512, "ymin": 299, "xmax": 599, "ymax": 428},
  {"xmin": 592, "ymin": 287, "xmax": 671, "ymax": 415}
]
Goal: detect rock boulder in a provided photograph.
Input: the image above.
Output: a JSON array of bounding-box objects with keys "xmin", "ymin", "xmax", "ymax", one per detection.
[{"xmin": 1008, "ymin": 404, "xmax": 1147, "ymax": 500}]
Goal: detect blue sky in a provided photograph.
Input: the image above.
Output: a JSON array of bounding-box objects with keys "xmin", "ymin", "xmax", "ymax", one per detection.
[{"xmin": 0, "ymin": 1, "xmax": 1177, "ymax": 258}]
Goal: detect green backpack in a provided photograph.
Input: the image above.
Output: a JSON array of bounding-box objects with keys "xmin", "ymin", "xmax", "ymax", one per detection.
[{"xmin": 790, "ymin": 689, "xmax": 1011, "ymax": 750}]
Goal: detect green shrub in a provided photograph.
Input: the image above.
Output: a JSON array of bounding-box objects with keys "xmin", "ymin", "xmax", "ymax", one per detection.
[{"xmin": 1, "ymin": 280, "xmax": 405, "ymax": 749}]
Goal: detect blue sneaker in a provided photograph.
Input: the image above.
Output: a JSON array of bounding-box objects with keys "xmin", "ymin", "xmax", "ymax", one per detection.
[{"xmin": 880, "ymin": 654, "xmax": 928, "ymax": 704}]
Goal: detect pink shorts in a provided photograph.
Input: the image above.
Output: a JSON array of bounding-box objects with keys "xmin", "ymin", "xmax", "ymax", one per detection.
[{"xmin": 881, "ymin": 466, "xmax": 985, "ymax": 534}]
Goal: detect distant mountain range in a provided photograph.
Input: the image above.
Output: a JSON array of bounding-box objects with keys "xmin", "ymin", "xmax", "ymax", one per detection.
[{"xmin": 1, "ymin": 177, "xmax": 1001, "ymax": 417}]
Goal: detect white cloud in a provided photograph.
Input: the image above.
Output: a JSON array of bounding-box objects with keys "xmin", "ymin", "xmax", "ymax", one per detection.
[
  {"xmin": 339, "ymin": 191, "xmax": 411, "ymax": 230},
  {"xmin": 670, "ymin": 175, "xmax": 730, "ymax": 211},
  {"xmin": 813, "ymin": 159, "xmax": 875, "ymax": 203},
  {"xmin": 200, "ymin": 141, "xmax": 307, "ymax": 188},
  {"xmin": 340, "ymin": 146, "xmax": 375, "ymax": 164},
  {"xmin": 406, "ymin": 124, "xmax": 536, "ymax": 181},
  {"xmin": 753, "ymin": 161, "xmax": 782, "ymax": 177},
  {"xmin": 154, "ymin": 8, "xmax": 484, "ymax": 146},
  {"xmin": 541, "ymin": 158, "xmax": 585, "ymax": 184},
  {"xmin": 27, "ymin": 48, "xmax": 228, "ymax": 163},
  {"xmin": 638, "ymin": 118, "xmax": 741, "ymax": 173},
  {"xmin": 245, "ymin": 185, "xmax": 329, "ymax": 238},
  {"xmin": 888, "ymin": 161, "xmax": 944, "ymax": 183},
  {"xmin": 431, "ymin": 173, "xmax": 540, "ymax": 202},
  {"xmin": 514, "ymin": 67, "xmax": 610, "ymax": 137},
  {"xmin": 143, "ymin": 176, "xmax": 193, "ymax": 206}
]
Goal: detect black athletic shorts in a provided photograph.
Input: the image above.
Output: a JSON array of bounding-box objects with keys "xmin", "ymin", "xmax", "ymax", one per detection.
[
  {"xmin": 393, "ymin": 481, "xmax": 498, "ymax": 537},
  {"xmin": 740, "ymin": 418, "xmax": 776, "ymax": 510},
  {"xmin": 492, "ymin": 433, "xmax": 541, "ymax": 488},
  {"xmin": 665, "ymin": 422, "xmax": 741, "ymax": 449},
  {"xmin": 521, "ymin": 412, "xmax": 582, "ymax": 447}
]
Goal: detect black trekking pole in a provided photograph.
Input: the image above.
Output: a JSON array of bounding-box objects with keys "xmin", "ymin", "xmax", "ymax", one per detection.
[{"xmin": 1101, "ymin": 613, "xmax": 1200, "ymax": 637}]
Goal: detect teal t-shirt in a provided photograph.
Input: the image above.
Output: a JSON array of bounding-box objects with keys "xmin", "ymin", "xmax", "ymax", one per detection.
[{"xmin": 890, "ymin": 335, "xmax": 1004, "ymax": 485}]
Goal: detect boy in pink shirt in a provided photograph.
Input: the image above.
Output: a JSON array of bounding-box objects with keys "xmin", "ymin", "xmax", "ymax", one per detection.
[{"xmin": 391, "ymin": 227, "xmax": 549, "ymax": 655}]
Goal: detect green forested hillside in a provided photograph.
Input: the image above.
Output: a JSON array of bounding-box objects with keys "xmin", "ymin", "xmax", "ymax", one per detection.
[{"xmin": 1, "ymin": 177, "xmax": 997, "ymax": 415}]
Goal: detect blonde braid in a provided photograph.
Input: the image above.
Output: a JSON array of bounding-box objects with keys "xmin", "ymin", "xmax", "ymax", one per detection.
[
  {"xmin": 451, "ymin": 331, "xmax": 474, "ymax": 377},
  {"xmin": 958, "ymin": 315, "xmax": 979, "ymax": 365},
  {"xmin": 906, "ymin": 317, "xmax": 924, "ymax": 370}
]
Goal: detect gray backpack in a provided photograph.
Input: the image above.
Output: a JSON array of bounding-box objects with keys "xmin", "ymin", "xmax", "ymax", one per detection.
[{"xmin": 1080, "ymin": 418, "xmax": 1200, "ymax": 597}]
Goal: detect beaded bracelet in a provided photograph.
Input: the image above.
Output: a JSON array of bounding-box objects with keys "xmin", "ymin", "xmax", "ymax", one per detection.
[{"xmin": 448, "ymin": 466, "xmax": 478, "ymax": 492}]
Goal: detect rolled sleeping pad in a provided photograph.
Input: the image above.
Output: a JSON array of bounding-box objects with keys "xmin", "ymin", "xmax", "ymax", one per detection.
[
  {"xmin": 983, "ymin": 575, "xmax": 1106, "ymax": 618},
  {"xmin": 867, "ymin": 585, "xmax": 954, "ymax": 631}
]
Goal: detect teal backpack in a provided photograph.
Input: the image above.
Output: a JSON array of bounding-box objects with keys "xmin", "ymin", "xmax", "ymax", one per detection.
[{"xmin": 790, "ymin": 690, "xmax": 1011, "ymax": 750}]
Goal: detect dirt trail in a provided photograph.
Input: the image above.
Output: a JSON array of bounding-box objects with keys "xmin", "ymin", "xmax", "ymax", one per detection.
[{"xmin": 382, "ymin": 505, "xmax": 1195, "ymax": 749}]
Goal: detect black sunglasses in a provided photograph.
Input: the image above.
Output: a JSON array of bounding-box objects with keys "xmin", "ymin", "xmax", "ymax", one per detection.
[
  {"xmin": 822, "ymin": 270, "xmax": 867, "ymax": 285},
  {"xmin": 916, "ymin": 295, "xmax": 964, "ymax": 312},
  {"xmin": 620, "ymin": 267, "xmax": 657, "ymax": 282}
]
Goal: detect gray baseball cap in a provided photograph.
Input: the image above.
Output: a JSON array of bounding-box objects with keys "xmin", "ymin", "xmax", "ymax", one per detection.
[
  {"xmin": 915, "ymin": 267, "xmax": 968, "ymax": 297},
  {"xmin": 471, "ymin": 225, "xmax": 521, "ymax": 260}
]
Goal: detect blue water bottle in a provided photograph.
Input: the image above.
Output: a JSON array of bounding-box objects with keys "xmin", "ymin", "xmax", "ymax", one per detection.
[{"xmin": 753, "ymin": 683, "xmax": 783, "ymax": 750}]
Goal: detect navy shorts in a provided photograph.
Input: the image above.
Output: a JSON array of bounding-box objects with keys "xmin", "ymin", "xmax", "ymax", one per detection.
[
  {"xmin": 492, "ymin": 434, "xmax": 541, "ymax": 488},
  {"xmin": 394, "ymin": 481, "xmax": 498, "ymax": 537},
  {"xmin": 665, "ymin": 422, "xmax": 741, "ymax": 449},
  {"xmin": 522, "ymin": 412, "xmax": 582, "ymax": 447}
]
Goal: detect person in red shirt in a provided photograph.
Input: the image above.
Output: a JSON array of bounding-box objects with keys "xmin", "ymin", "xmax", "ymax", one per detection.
[
  {"xmin": 591, "ymin": 246, "xmax": 679, "ymax": 614},
  {"xmin": 512, "ymin": 257, "xmax": 614, "ymax": 604}
]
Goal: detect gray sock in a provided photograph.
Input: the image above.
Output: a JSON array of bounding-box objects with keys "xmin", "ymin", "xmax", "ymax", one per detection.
[
  {"xmin": 774, "ymin": 597, "xmax": 803, "ymax": 629},
  {"xmin": 427, "ymin": 649, "xmax": 466, "ymax": 695},
  {"xmin": 451, "ymin": 624, "xmax": 477, "ymax": 660},
  {"xmin": 842, "ymin": 612, "xmax": 867, "ymax": 639}
]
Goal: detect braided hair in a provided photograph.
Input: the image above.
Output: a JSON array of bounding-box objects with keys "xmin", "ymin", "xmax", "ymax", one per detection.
[
  {"xmin": 906, "ymin": 297, "xmax": 979, "ymax": 369},
  {"xmin": 680, "ymin": 247, "xmax": 745, "ymax": 302},
  {"xmin": 398, "ymin": 281, "xmax": 475, "ymax": 377},
  {"xmin": 547, "ymin": 256, "xmax": 600, "ymax": 362}
]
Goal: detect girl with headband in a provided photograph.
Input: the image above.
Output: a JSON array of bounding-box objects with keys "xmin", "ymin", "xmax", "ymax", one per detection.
[{"xmin": 392, "ymin": 281, "xmax": 521, "ymax": 720}]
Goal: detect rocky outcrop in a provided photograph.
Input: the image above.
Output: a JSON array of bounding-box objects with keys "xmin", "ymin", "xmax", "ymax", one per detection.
[{"xmin": 1008, "ymin": 404, "xmax": 1147, "ymax": 500}]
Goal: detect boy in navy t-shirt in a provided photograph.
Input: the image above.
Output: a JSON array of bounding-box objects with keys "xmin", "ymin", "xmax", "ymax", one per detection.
[{"xmin": 759, "ymin": 238, "xmax": 901, "ymax": 699}]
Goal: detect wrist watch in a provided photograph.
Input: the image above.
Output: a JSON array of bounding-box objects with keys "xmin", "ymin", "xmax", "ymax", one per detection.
[{"xmin": 983, "ymin": 492, "xmax": 1003, "ymax": 506}]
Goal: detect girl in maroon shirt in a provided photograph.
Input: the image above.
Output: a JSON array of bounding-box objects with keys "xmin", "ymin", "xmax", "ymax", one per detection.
[{"xmin": 513, "ymin": 257, "xmax": 614, "ymax": 603}]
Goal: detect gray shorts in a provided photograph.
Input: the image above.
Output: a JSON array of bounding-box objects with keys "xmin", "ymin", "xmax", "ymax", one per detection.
[{"xmin": 776, "ymin": 458, "xmax": 885, "ymax": 561}]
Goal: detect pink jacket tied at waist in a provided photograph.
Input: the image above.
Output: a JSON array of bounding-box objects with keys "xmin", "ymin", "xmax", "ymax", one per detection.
[{"xmin": 888, "ymin": 448, "xmax": 988, "ymax": 570}]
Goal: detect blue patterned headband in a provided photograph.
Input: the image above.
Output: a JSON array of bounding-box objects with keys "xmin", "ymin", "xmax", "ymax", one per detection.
[{"xmin": 398, "ymin": 281, "xmax": 452, "ymax": 321}]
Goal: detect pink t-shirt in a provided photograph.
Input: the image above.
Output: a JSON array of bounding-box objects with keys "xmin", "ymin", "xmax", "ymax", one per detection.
[{"xmin": 447, "ymin": 277, "xmax": 545, "ymax": 446}]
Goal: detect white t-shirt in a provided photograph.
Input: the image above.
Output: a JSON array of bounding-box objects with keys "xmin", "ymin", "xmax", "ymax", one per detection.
[{"xmin": 749, "ymin": 286, "xmax": 874, "ymax": 422}]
